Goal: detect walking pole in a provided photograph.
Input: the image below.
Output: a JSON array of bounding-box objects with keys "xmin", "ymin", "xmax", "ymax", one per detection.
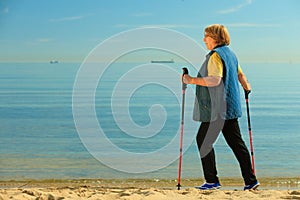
[
  {"xmin": 177, "ymin": 67, "xmax": 188, "ymax": 190},
  {"xmin": 244, "ymin": 90, "xmax": 256, "ymax": 175}
]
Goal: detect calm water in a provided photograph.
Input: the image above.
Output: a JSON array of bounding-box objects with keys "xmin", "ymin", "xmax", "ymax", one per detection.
[{"xmin": 0, "ymin": 62, "xmax": 299, "ymax": 180}]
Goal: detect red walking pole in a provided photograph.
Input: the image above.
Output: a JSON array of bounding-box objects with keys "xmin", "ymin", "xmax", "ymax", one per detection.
[
  {"xmin": 244, "ymin": 90, "xmax": 256, "ymax": 175},
  {"xmin": 177, "ymin": 67, "xmax": 188, "ymax": 190}
]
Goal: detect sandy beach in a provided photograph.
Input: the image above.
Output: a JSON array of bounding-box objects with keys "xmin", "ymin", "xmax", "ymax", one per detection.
[{"xmin": 1, "ymin": 178, "xmax": 300, "ymax": 200}]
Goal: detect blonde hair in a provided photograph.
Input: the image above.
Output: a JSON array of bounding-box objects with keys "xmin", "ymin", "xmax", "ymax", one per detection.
[{"xmin": 205, "ymin": 24, "xmax": 230, "ymax": 46}]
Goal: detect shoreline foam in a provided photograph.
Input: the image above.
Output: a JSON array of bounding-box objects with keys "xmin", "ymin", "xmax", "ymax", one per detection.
[{"xmin": 1, "ymin": 177, "xmax": 299, "ymax": 189}]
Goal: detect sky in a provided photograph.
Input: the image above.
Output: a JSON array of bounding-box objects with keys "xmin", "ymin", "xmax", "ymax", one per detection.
[{"xmin": 0, "ymin": 0, "xmax": 299, "ymax": 63}]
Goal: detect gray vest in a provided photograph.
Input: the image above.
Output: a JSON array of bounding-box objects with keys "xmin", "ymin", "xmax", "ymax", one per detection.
[{"xmin": 193, "ymin": 51, "xmax": 226, "ymax": 122}]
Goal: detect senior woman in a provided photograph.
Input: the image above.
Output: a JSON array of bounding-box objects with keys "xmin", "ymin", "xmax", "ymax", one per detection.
[{"xmin": 182, "ymin": 24, "xmax": 259, "ymax": 190}]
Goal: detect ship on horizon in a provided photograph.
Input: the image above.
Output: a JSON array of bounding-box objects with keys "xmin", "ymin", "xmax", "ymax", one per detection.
[
  {"xmin": 151, "ymin": 59, "xmax": 174, "ymax": 63},
  {"xmin": 50, "ymin": 60, "xmax": 59, "ymax": 64}
]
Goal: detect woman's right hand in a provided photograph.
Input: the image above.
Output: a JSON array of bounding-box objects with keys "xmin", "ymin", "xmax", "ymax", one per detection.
[{"xmin": 181, "ymin": 74, "xmax": 192, "ymax": 84}]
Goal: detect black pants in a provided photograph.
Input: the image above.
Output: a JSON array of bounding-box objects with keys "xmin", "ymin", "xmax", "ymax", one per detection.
[{"xmin": 196, "ymin": 117, "xmax": 257, "ymax": 185}]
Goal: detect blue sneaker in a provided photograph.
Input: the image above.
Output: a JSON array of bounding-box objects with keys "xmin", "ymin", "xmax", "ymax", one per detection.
[
  {"xmin": 244, "ymin": 181, "xmax": 260, "ymax": 190},
  {"xmin": 196, "ymin": 182, "xmax": 221, "ymax": 190}
]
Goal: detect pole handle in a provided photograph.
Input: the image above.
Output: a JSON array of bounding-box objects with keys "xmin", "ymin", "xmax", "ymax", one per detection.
[
  {"xmin": 182, "ymin": 67, "xmax": 189, "ymax": 75},
  {"xmin": 244, "ymin": 89, "xmax": 251, "ymax": 99},
  {"xmin": 182, "ymin": 67, "xmax": 188, "ymax": 91}
]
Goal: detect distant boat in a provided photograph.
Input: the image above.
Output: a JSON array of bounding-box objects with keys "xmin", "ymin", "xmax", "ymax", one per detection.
[
  {"xmin": 151, "ymin": 59, "xmax": 174, "ymax": 63},
  {"xmin": 50, "ymin": 60, "xmax": 59, "ymax": 64}
]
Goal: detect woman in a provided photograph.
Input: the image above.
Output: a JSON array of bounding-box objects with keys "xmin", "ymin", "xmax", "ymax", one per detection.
[{"xmin": 182, "ymin": 24, "xmax": 259, "ymax": 190}]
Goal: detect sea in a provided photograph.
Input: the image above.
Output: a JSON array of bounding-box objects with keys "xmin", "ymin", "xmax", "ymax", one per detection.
[{"xmin": 0, "ymin": 62, "xmax": 300, "ymax": 181}]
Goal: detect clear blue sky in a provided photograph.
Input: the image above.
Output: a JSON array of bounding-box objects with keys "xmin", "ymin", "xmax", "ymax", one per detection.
[{"xmin": 0, "ymin": 0, "xmax": 299, "ymax": 63}]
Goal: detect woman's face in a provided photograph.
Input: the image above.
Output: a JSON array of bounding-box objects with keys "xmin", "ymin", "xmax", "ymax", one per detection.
[{"xmin": 203, "ymin": 33, "xmax": 217, "ymax": 50}]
